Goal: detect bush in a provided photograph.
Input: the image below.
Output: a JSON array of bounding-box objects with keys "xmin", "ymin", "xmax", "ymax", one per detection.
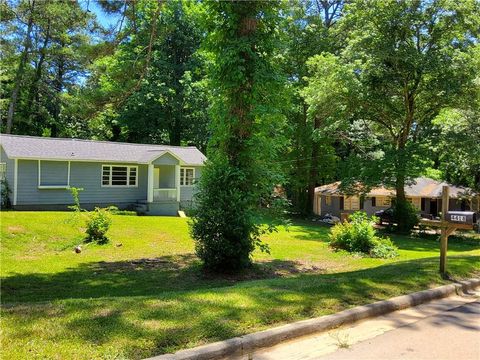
[
  {"xmin": 393, "ymin": 200, "xmax": 419, "ymax": 234},
  {"xmin": 329, "ymin": 211, "xmax": 398, "ymax": 258},
  {"xmin": 85, "ymin": 207, "xmax": 112, "ymax": 244},
  {"xmin": 1, "ymin": 179, "xmax": 12, "ymax": 209},
  {"xmin": 369, "ymin": 238, "xmax": 399, "ymax": 258},
  {"xmin": 105, "ymin": 205, "xmax": 137, "ymax": 216},
  {"xmin": 190, "ymin": 159, "xmax": 280, "ymax": 272}
]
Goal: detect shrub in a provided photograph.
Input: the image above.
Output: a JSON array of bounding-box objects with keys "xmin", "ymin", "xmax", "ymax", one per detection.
[
  {"xmin": 1, "ymin": 179, "xmax": 12, "ymax": 209},
  {"xmin": 369, "ymin": 238, "xmax": 399, "ymax": 258},
  {"xmin": 329, "ymin": 211, "xmax": 398, "ymax": 258},
  {"xmin": 85, "ymin": 207, "xmax": 112, "ymax": 244},
  {"xmin": 190, "ymin": 159, "xmax": 282, "ymax": 272},
  {"xmin": 105, "ymin": 205, "xmax": 137, "ymax": 216},
  {"xmin": 393, "ymin": 200, "xmax": 419, "ymax": 234}
]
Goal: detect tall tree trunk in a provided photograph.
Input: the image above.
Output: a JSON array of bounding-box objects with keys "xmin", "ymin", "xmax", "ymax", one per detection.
[
  {"xmin": 395, "ymin": 135, "xmax": 408, "ymax": 204},
  {"xmin": 6, "ymin": 0, "xmax": 36, "ymax": 133},
  {"xmin": 27, "ymin": 20, "xmax": 51, "ymax": 121},
  {"xmin": 170, "ymin": 117, "xmax": 181, "ymax": 146},
  {"xmin": 307, "ymin": 116, "xmax": 321, "ymax": 214},
  {"xmin": 52, "ymin": 44, "xmax": 65, "ymax": 137}
]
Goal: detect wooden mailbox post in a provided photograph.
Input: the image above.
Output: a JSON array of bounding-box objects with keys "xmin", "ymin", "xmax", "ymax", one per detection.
[{"xmin": 419, "ymin": 186, "xmax": 476, "ymax": 276}]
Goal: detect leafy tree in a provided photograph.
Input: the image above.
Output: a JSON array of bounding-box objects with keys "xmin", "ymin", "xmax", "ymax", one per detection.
[
  {"xmin": 301, "ymin": 53, "xmax": 357, "ymax": 208},
  {"xmin": 325, "ymin": 0, "xmax": 478, "ymax": 228},
  {"xmin": 279, "ymin": 0, "xmax": 345, "ymax": 214},
  {"xmin": 83, "ymin": 0, "xmax": 209, "ymax": 148},
  {"xmin": 191, "ymin": 1, "xmax": 285, "ymax": 271},
  {"xmin": 1, "ymin": 0, "xmax": 95, "ymax": 136},
  {"xmin": 2, "ymin": 0, "xmax": 36, "ymax": 133},
  {"xmin": 119, "ymin": 1, "xmax": 208, "ymax": 145},
  {"xmin": 434, "ymin": 107, "xmax": 480, "ymax": 192}
]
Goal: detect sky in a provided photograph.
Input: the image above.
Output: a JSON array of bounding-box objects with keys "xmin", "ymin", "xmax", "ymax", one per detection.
[{"xmin": 79, "ymin": 0, "xmax": 121, "ymax": 29}]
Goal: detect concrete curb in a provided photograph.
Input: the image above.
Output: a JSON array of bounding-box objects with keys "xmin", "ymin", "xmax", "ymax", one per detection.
[{"xmin": 146, "ymin": 278, "xmax": 480, "ymax": 360}]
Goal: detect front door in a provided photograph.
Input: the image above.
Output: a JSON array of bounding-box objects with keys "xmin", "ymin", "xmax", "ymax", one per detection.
[{"xmin": 430, "ymin": 199, "xmax": 438, "ymax": 217}]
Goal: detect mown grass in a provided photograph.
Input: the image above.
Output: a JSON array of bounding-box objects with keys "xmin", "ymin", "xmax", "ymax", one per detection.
[{"xmin": 1, "ymin": 211, "xmax": 479, "ymax": 359}]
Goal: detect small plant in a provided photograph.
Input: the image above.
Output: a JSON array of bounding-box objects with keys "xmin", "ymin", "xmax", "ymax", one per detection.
[
  {"xmin": 329, "ymin": 211, "xmax": 398, "ymax": 258},
  {"xmin": 68, "ymin": 187, "xmax": 84, "ymax": 213},
  {"xmin": 85, "ymin": 207, "xmax": 112, "ymax": 244},
  {"xmin": 0, "ymin": 179, "xmax": 12, "ymax": 209},
  {"xmin": 66, "ymin": 187, "xmax": 85, "ymax": 225},
  {"xmin": 330, "ymin": 330, "xmax": 351, "ymax": 349}
]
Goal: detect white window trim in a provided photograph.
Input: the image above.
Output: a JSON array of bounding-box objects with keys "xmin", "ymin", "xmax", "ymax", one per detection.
[
  {"xmin": 101, "ymin": 164, "xmax": 138, "ymax": 188},
  {"xmin": 37, "ymin": 160, "xmax": 71, "ymax": 189},
  {"xmin": 180, "ymin": 167, "xmax": 195, "ymax": 187},
  {"xmin": 13, "ymin": 159, "xmax": 18, "ymax": 205}
]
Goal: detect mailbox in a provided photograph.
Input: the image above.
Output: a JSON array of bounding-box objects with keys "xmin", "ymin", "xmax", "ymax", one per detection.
[{"xmin": 446, "ymin": 211, "xmax": 477, "ymax": 225}]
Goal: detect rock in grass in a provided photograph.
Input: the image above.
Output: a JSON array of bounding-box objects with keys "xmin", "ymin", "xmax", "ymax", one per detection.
[{"xmin": 74, "ymin": 245, "xmax": 82, "ymax": 253}]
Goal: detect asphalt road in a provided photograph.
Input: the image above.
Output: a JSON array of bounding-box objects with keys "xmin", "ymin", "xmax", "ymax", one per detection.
[
  {"xmin": 320, "ymin": 300, "xmax": 480, "ymax": 360},
  {"xmin": 244, "ymin": 291, "xmax": 480, "ymax": 360}
]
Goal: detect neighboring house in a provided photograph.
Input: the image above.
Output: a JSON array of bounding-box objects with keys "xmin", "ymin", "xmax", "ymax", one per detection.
[
  {"xmin": 0, "ymin": 134, "xmax": 206, "ymax": 215},
  {"xmin": 314, "ymin": 177, "xmax": 479, "ymax": 218}
]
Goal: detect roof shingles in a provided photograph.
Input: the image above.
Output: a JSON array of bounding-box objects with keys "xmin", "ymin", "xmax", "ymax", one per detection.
[
  {"xmin": 315, "ymin": 177, "xmax": 474, "ymax": 199},
  {"xmin": 0, "ymin": 134, "xmax": 206, "ymax": 165}
]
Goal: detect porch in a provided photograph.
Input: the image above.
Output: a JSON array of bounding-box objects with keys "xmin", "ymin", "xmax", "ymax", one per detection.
[{"xmin": 147, "ymin": 164, "xmax": 181, "ymax": 203}]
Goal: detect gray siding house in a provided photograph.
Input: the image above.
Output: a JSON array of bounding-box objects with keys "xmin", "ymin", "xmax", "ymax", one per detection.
[
  {"xmin": 314, "ymin": 177, "xmax": 479, "ymax": 219},
  {"xmin": 0, "ymin": 134, "xmax": 206, "ymax": 215}
]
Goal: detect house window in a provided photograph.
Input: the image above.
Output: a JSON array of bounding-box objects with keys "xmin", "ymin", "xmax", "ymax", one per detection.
[
  {"xmin": 180, "ymin": 168, "xmax": 195, "ymax": 186},
  {"xmin": 325, "ymin": 196, "xmax": 332, "ymax": 206},
  {"xmin": 0, "ymin": 163, "xmax": 6, "ymax": 180},
  {"xmin": 102, "ymin": 165, "xmax": 137, "ymax": 187},
  {"xmin": 376, "ymin": 196, "xmax": 391, "ymax": 207},
  {"xmin": 344, "ymin": 196, "xmax": 360, "ymax": 210},
  {"xmin": 407, "ymin": 197, "xmax": 421, "ymax": 210},
  {"xmin": 38, "ymin": 160, "xmax": 69, "ymax": 188}
]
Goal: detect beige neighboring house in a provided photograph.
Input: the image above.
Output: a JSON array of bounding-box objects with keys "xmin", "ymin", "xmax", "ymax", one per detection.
[{"xmin": 314, "ymin": 177, "xmax": 479, "ymax": 218}]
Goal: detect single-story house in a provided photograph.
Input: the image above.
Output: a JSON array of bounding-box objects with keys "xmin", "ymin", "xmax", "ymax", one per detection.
[
  {"xmin": 314, "ymin": 177, "xmax": 479, "ymax": 218},
  {"xmin": 0, "ymin": 134, "xmax": 206, "ymax": 215}
]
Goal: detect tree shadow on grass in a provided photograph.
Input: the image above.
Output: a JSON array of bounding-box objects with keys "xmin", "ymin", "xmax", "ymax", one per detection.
[
  {"xmin": 2, "ymin": 253, "xmax": 479, "ymax": 305},
  {"xmin": 1, "ymin": 255, "xmax": 331, "ymax": 303},
  {"xmin": 1, "ymin": 255, "xmax": 478, "ymax": 359}
]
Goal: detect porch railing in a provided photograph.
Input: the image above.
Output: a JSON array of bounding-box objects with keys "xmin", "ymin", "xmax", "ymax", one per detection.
[{"xmin": 153, "ymin": 188, "xmax": 177, "ymax": 202}]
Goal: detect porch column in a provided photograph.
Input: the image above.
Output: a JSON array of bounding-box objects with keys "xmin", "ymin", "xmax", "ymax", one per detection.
[
  {"xmin": 147, "ymin": 164, "xmax": 154, "ymax": 203},
  {"xmin": 175, "ymin": 165, "xmax": 181, "ymax": 202}
]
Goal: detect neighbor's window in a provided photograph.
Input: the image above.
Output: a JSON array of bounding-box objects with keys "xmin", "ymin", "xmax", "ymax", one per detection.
[
  {"xmin": 180, "ymin": 168, "xmax": 195, "ymax": 186},
  {"xmin": 378, "ymin": 196, "xmax": 391, "ymax": 207},
  {"xmin": 407, "ymin": 197, "xmax": 421, "ymax": 210},
  {"xmin": 344, "ymin": 196, "xmax": 360, "ymax": 210},
  {"xmin": 325, "ymin": 196, "xmax": 332, "ymax": 206},
  {"xmin": 0, "ymin": 163, "xmax": 6, "ymax": 180},
  {"xmin": 102, "ymin": 165, "xmax": 137, "ymax": 187}
]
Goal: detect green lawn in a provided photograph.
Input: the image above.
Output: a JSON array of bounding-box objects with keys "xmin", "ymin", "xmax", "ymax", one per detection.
[{"xmin": 1, "ymin": 211, "xmax": 479, "ymax": 360}]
